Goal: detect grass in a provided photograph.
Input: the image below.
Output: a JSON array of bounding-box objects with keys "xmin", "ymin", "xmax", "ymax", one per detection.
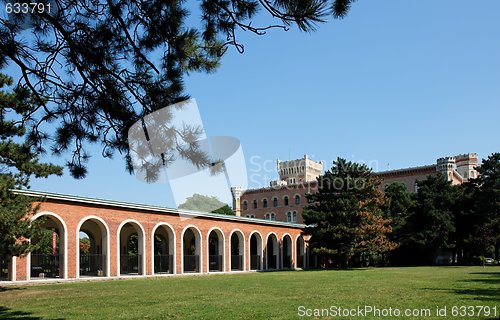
[{"xmin": 0, "ymin": 266, "xmax": 499, "ymax": 319}]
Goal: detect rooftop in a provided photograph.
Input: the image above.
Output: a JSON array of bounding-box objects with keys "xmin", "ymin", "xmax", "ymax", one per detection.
[{"xmin": 13, "ymin": 189, "xmax": 305, "ymax": 229}]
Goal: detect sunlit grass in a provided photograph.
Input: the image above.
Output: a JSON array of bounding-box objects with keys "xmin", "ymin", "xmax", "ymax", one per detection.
[{"xmin": 0, "ymin": 266, "xmax": 499, "ymax": 319}]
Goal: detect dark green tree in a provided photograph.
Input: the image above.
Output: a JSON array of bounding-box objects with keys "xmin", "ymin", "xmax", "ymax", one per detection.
[
  {"xmin": 400, "ymin": 174, "xmax": 459, "ymax": 265},
  {"xmin": 382, "ymin": 182, "xmax": 415, "ymax": 241},
  {"xmin": 303, "ymin": 158, "xmax": 396, "ymax": 268},
  {"xmin": 178, "ymin": 193, "xmax": 234, "ymax": 215},
  {"xmin": 0, "ymin": 0, "xmax": 355, "ymax": 178},
  {"xmin": 0, "ymin": 73, "xmax": 62, "ymax": 260},
  {"xmin": 459, "ymin": 153, "xmax": 500, "ymax": 261}
]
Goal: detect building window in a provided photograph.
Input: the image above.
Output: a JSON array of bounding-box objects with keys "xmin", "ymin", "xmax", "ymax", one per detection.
[
  {"xmin": 263, "ymin": 199, "xmax": 268, "ymax": 208},
  {"xmin": 287, "ymin": 212, "xmax": 292, "ymax": 222},
  {"xmin": 414, "ymin": 181, "xmax": 419, "ymax": 193},
  {"xmin": 284, "ymin": 196, "xmax": 289, "ymax": 206},
  {"xmin": 270, "ymin": 213, "xmax": 276, "ymax": 221},
  {"xmin": 265, "ymin": 213, "xmax": 270, "ymax": 220},
  {"xmin": 273, "ymin": 197, "xmax": 278, "ymax": 207},
  {"xmin": 253, "ymin": 200, "xmax": 257, "ymax": 209},
  {"xmin": 251, "ymin": 215, "xmax": 255, "ymax": 218},
  {"xmin": 295, "ymin": 195, "xmax": 301, "ymax": 205},
  {"xmin": 243, "ymin": 201, "xmax": 248, "ymax": 210},
  {"xmin": 292, "ymin": 211, "xmax": 297, "ymax": 223}
]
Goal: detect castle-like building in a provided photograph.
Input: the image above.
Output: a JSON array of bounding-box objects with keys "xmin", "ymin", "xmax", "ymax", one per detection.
[
  {"xmin": 377, "ymin": 153, "xmax": 478, "ymax": 192},
  {"xmin": 232, "ymin": 153, "xmax": 478, "ymax": 223},
  {"xmin": 232, "ymin": 155, "xmax": 322, "ymax": 224}
]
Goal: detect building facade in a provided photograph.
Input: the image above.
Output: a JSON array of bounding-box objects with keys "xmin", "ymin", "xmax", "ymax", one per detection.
[
  {"xmin": 234, "ymin": 155, "xmax": 322, "ymax": 224},
  {"xmin": 377, "ymin": 153, "xmax": 478, "ymax": 192},
  {"xmin": 1, "ymin": 190, "xmax": 309, "ymax": 283},
  {"xmin": 234, "ymin": 153, "xmax": 478, "ymax": 224}
]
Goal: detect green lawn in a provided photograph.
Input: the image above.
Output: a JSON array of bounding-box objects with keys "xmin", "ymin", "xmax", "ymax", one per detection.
[{"xmin": 1, "ymin": 267, "xmax": 499, "ymax": 319}]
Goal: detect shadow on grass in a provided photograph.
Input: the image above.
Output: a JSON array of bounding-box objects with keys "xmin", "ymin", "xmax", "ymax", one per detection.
[
  {"xmin": 459, "ymin": 271, "xmax": 500, "ymax": 303},
  {"xmin": 469, "ymin": 272, "xmax": 500, "ymax": 276},
  {"xmin": 0, "ymin": 286, "xmax": 25, "ymax": 293},
  {"xmin": 454, "ymin": 288, "xmax": 500, "ymax": 302},
  {"xmin": 423, "ymin": 271, "xmax": 500, "ymax": 307},
  {"xmin": 300, "ymin": 268, "xmax": 371, "ymax": 272},
  {"xmin": 0, "ymin": 306, "xmax": 64, "ymax": 320}
]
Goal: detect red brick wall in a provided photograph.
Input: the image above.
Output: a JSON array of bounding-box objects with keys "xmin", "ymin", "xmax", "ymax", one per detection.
[{"xmin": 240, "ymin": 182, "xmax": 318, "ymax": 224}]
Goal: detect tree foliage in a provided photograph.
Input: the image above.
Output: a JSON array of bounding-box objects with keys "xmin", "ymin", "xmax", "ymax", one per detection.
[
  {"xmin": 398, "ymin": 174, "xmax": 458, "ymax": 265},
  {"xmin": 456, "ymin": 153, "xmax": 500, "ymax": 261},
  {"xmin": 0, "ymin": 73, "xmax": 62, "ymax": 258},
  {"xmin": 303, "ymin": 158, "xmax": 396, "ymax": 268},
  {"xmin": 473, "ymin": 153, "xmax": 500, "ymax": 258},
  {"xmin": 0, "ymin": 0, "xmax": 356, "ymax": 178},
  {"xmin": 178, "ymin": 193, "xmax": 234, "ymax": 215},
  {"xmin": 79, "ymin": 237, "xmax": 90, "ymax": 255}
]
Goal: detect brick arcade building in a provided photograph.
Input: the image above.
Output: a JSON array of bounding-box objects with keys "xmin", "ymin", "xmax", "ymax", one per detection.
[{"xmin": 1, "ymin": 190, "xmax": 309, "ymax": 283}]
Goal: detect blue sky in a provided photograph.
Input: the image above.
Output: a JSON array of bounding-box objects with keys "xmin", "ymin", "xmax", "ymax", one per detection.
[{"xmin": 25, "ymin": 0, "xmax": 500, "ymax": 207}]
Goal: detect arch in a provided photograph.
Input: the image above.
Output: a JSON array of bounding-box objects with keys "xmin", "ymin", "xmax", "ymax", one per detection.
[
  {"xmin": 295, "ymin": 235, "xmax": 306, "ymax": 269},
  {"xmin": 282, "ymin": 234, "xmax": 293, "ymax": 269},
  {"xmin": 0, "ymin": 254, "xmax": 14, "ymax": 281},
  {"xmin": 207, "ymin": 227, "xmax": 225, "ymax": 272},
  {"xmin": 262, "ymin": 198, "xmax": 268, "ymax": 208},
  {"xmin": 283, "ymin": 195, "xmax": 289, "ymax": 206},
  {"xmin": 229, "ymin": 229, "xmax": 245, "ymax": 271},
  {"xmin": 152, "ymin": 223, "xmax": 176, "ymax": 275},
  {"xmin": 294, "ymin": 194, "xmax": 301, "ymax": 205},
  {"xmin": 117, "ymin": 219, "xmax": 146, "ymax": 276},
  {"xmin": 265, "ymin": 232, "xmax": 279, "ymax": 270},
  {"xmin": 273, "ymin": 197, "xmax": 279, "ymax": 208},
  {"xmin": 249, "ymin": 231, "xmax": 263, "ymax": 271},
  {"xmin": 181, "ymin": 225, "xmax": 202, "ymax": 273},
  {"xmin": 76, "ymin": 216, "xmax": 110, "ymax": 278},
  {"xmin": 29, "ymin": 212, "xmax": 68, "ymax": 280}
]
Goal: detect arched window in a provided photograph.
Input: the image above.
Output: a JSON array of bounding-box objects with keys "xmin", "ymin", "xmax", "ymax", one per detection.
[
  {"xmin": 295, "ymin": 195, "xmax": 301, "ymax": 205},
  {"xmin": 253, "ymin": 200, "xmax": 257, "ymax": 209},
  {"xmin": 292, "ymin": 211, "xmax": 297, "ymax": 223},
  {"xmin": 414, "ymin": 181, "xmax": 419, "ymax": 193},
  {"xmin": 243, "ymin": 201, "xmax": 248, "ymax": 210},
  {"xmin": 265, "ymin": 213, "xmax": 270, "ymax": 220},
  {"xmin": 263, "ymin": 199, "xmax": 268, "ymax": 208},
  {"xmin": 273, "ymin": 197, "xmax": 278, "ymax": 207},
  {"xmin": 270, "ymin": 213, "xmax": 276, "ymax": 221},
  {"xmin": 284, "ymin": 196, "xmax": 289, "ymax": 206},
  {"xmin": 287, "ymin": 212, "xmax": 292, "ymax": 222}
]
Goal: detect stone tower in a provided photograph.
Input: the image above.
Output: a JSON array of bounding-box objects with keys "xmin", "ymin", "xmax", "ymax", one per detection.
[
  {"xmin": 230, "ymin": 187, "xmax": 244, "ymax": 216},
  {"xmin": 455, "ymin": 153, "xmax": 478, "ymax": 181},
  {"xmin": 436, "ymin": 156, "xmax": 456, "ymax": 182},
  {"xmin": 277, "ymin": 155, "xmax": 323, "ymax": 185}
]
